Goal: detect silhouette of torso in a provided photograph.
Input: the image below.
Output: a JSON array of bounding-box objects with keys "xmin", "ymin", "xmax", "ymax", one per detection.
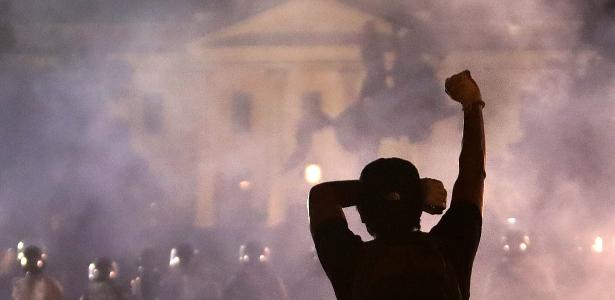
[
  {"xmin": 159, "ymin": 269, "xmax": 221, "ymax": 300},
  {"xmin": 224, "ymin": 264, "xmax": 288, "ymax": 300},
  {"xmin": 312, "ymin": 204, "xmax": 481, "ymax": 300},
  {"xmin": 351, "ymin": 234, "xmax": 459, "ymax": 300},
  {"xmin": 11, "ymin": 275, "xmax": 63, "ymax": 300},
  {"xmin": 81, "ymin": 281, "xmax": 126, "ymax": 300}
]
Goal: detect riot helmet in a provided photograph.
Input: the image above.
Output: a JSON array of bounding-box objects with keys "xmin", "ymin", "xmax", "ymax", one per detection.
[
  {"xmin": 88, "ymin": 257, "xmax": 119, "ymax": 282},
  {"xmin": 18, "ymin": 245, "xmax": 47, "ymax": 275},
  {"xmin": 238, "ymin": 241, "xmax": 270, "ymax": 264},
  {"xmin": 169, "ymin": 243, "xmax": 196, "ymax": 270}
]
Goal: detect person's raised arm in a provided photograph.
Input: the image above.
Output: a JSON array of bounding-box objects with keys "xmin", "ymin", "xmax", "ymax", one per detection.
[
  {"xmin": 308, "ymin": 180, "xmax": 366, "ymax": 233},
  {"xmin": 445, "ymin": 70, "xmax": 486, "ymax": 213}
]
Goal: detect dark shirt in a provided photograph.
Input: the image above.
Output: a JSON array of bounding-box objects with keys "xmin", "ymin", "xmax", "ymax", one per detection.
[
  {"xmin": 312, "ymin": 203, "xmax": 481, "ymax": 300},
  {"xmin": 81, "ymin": 281, "xmax": 126, "ymax": 300}
]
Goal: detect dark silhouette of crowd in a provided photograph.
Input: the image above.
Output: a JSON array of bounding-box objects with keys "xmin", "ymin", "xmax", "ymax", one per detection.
[{"xmin": 3, "ymin": 239, "xmax": 314, "ymax": 300}]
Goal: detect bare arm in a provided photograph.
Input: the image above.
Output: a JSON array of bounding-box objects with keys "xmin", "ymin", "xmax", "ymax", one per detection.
[
  {"xmin": 445, "ymin": 70, "xmax": 486, "ymax": 213},
  {"xmin": 308, "ymin": 180, "xmax": 365, "ymax": 233}
]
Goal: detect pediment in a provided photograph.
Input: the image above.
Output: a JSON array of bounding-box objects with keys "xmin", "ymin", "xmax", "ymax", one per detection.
[{"xmin": 195, "ymin": 0, "xmax": 391, "ymax": 48}]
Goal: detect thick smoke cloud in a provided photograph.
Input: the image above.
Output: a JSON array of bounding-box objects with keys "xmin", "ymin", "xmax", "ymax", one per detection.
[{"xmin": 0, "ymin": 0, "xmax": 614, "ymax": 298}]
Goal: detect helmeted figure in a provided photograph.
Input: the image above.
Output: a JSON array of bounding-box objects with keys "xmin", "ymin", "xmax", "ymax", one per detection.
[
  {"xmin": 282, "ymin": 91, "xmax": 332, "ymax": 171},
  {"xmin": 483, "ymin": 221, "xmax": 558, "ymax": 300},
  {"xmin": 80, "ymin": 257, "xmax": 126, "ymax": 300},
  {"xmin": 159, "ymin": 243, "xmax": 221, "ymax": 300},
  {"xmin": 130, "ymin": 249, "xmax": 162, "ymax": 300},
  {"xmin": 223, "ymin": 241, "xmax": 288, "ymax": 300},
  {"xmin": 11, "ymin": 245, "xmax": 64, "ymax": 300}
]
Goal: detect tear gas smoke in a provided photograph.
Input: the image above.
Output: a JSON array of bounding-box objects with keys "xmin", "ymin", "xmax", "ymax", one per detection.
[{"xmin": 0, "ymin": 0, "xmax": 614, "ymax": 299}]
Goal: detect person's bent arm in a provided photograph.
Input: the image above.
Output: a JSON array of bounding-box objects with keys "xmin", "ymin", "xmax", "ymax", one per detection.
[
  {"xmin": 308, "ymin": 180, "xmax": 365, "ymax": 233},
  {"xmin": 446, "ymin": 70, "xmax": 486, "ymax": 213}
]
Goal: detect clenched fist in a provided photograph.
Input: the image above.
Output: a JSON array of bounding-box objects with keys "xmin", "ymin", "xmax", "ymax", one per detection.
[
  {"xmin": 421, "ymin": 178, "xmax": 447, "ymax": 215},
  {"xmin": 445, "ymin": 70, "xmax": 483, "ymax": 108}
]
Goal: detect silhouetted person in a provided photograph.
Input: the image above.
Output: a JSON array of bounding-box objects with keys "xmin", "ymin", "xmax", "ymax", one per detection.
[
  {"xmin": 159, "ymin": 243, "xmax": 221, "ymax": 300},
  {"xmin": 130, "ymin": 249, "xmax": 162, "ymax": 300},
  {"xmin": 223, "ymin": 241, "xmax": 288, "ymax": 300},
  {"xmin": 283, "ymin": 92, "xmax": 331, "ymax": 171},
  {"xmin": 309, "ymin": 70, "xmax": 485, "ymax": 299},
  {"xmin": 483, "ymin": 225, "xmax": 557, "ymax": 299},
  {"xmin": 80, "ymin": 257, "xmax": 126, "ymax": 300},
  {"xmin": 11, "ymin": 245, "xmax": 64, "ymax": 300},
  {"xmin": 359, "ymin": 21, "xmax": 387, "ymax": 99}
]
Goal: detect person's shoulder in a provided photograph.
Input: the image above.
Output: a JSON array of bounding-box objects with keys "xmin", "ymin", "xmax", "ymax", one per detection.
[{"xmin": 432, "ymin": 203, "xmax": 482, "ymax": 230}]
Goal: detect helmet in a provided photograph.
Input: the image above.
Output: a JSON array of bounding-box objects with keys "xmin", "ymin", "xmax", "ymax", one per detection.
[
  {"xmin": 500, "ymin": 218, "xmax": 531, "ymax": 260},
  {"xmin": 132, "ymin": 248, "xmax": 162, "ymax": 298},
  {"xmin": 88, "ymin": 257, "xmax": 119, "ymax": 281},
  {"xmin": 357, "ymin": 158, "xmax": 424, "ymax": 235},
  {"xmin": 18, "ymin": 245, "xmax": 47, "ymax": 275},
  {"xmin": 138, "ymin": 248, "xmax": 160, "ymax": 274},
  {"xmin": 501, "ymin": 230, "xmax": 531, "ymax": 257},
  {"xmin": 169, "ymin": 243, "xmax": 196, "ymax": 269},
  {"xmin": 238, "ymin": 241, "xmax": 270, "ymax": 264}
]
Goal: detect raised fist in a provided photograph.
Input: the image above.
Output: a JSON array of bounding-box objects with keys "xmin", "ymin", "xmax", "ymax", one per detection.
[
  {"xmin": 445, "ymin": 70, "xmax": 482, "ymax": 107},
  {"xmin": 421, "ymin": 178, "xmax": 447, "ymax": 215}
]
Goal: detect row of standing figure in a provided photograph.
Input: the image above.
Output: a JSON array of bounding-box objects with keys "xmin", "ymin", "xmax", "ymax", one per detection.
[{"xmin": 9, "ymin": 241, "xmax": 305, "ymax": 300}]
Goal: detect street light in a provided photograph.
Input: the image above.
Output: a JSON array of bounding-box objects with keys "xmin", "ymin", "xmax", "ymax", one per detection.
[{"xmin": 304, "ymin": 164, "xmax": 322, "ymax": 185}]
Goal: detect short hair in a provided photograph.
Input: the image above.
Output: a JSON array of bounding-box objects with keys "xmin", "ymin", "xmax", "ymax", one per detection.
[{"xmin": 357, "ymin": 158, "xmax": 424, "ymax": 236}]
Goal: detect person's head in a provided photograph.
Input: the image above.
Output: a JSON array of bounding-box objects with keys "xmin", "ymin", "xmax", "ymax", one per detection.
[
  {"xmin": 357, "ymin": 157, "xmax": 423, "ymax": 237},
  {"xmin": 88, "ymin": 257, "xmax": 118, "ymax": 282},
  {"xmin": 138, "ymin": 248, "xmax": 160, "ymax": 274},
  {"xmin": 19, "ymin": 245, "xmax": 46, "ymax": 275},
  {"xmin": 169, "ymin": 243, "xmax": 195, "ymax": 271}
]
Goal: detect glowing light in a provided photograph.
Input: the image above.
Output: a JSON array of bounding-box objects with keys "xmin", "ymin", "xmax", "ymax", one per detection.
[
  {"xmin": 304, "ymin": 164, "xmax": 322, "ymax": 185},
  {"xmin": 239, "ymin": 180, "xmax": 252, "ymax": 190},
  {"xmin": 519, "ymin": 243, "xmax": 528, "ymax": 251},
  {"xmin": 170, "ymin": 256, "xmax": 180, "ymax": 267},
  {"xmin": 503, "ymin": 245, "xmax": 510, "ymax": 252},
  {"xmin": 591, "ymin": 236, "xmax": 604, "ymax": 254},
  {"xmin": 169, "ymin": 248, "xmax": 181, "ymax": 267},
  {"xmin": 36, "ymin": 260, "xmax": 44, "ymax": 268},
  {"xmin": 259, "ymin": 247, "xmax": 271, "ymax": 262},
  {"xmin": 17, "ymin": 241, "xmax": 24, "ymax": 250},
  {"xmin": 20, "ymin": 257, "xmax": 27, "ymax": 267},
  {"xmin": 506, "ymin": 217, "xmax": 517, "ymax": 225}
]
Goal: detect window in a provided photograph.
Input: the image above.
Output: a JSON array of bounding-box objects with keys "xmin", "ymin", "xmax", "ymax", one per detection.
[{"xmin": 231, "ymin": 91, "xmax": 253, "ymax": 133}]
